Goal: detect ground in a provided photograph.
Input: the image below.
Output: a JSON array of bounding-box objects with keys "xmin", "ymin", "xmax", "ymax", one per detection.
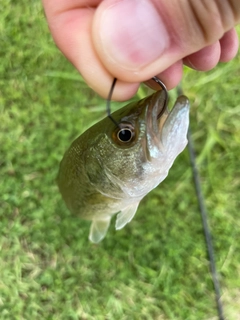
[{"xmin": 0, "ymin": 2, "xmax": 240, "ymax": 319}]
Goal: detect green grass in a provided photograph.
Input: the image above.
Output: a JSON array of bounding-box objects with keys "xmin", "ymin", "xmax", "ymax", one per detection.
[{"xmin": 0, "ymin": 1, "xmax": 240, "ymax": 319}]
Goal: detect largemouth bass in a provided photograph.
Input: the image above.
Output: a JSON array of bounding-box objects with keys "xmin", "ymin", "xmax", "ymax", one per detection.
[{"xmin": 57, "ymin": 90, "xmax": 190, "ymax": 243}]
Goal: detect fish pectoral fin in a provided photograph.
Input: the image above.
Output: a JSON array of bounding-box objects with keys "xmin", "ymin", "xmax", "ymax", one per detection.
[
  {"xmin": 115, "ymin": 202, "xmax": 139, "ymax": 230},
  {"xmin": 89, "ymin": 217, "xmax": 111, "ymax": 243}
]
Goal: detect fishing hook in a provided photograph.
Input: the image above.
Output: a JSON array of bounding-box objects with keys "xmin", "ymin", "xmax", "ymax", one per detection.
[
  {"xmin": 107, "ymin": 77, "xmax": 169, "ymax": 126},
  {"xmin": 151, "ymin": 76, "xmax": 169, "ymax": 119}
]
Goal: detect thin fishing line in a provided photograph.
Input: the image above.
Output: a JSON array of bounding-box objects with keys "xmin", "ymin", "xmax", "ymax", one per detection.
[
  {"xmin": 106, "ymin": 77, "xmax": 119, "ymax": 128},
  {"xmin": 187, "ymin": 129, "xmax": 224, "ymax": 320},
  {"xmin": 177, "ymin": 85, "xmax": 224, "ymax": 320},
  {"xmin": 107, "ymin": 76, "xmax": 169, "ymax": 126}
]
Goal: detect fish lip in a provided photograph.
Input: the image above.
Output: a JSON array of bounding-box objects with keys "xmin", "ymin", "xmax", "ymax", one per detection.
[
  {"xmin": 175, "ymin": 95, "xmax": 190, "ymax": 107},
  {"xmin": 157, "ymin": 94, "xmax": 168, "ymax": 119},
  {"xmin": 145, "ymin": 92, "xmax": 189, "ymax": 157},
  {"xmin": 147, "ymin": 91, "xmax": 190, "ymax": 129},
  {"xmin": 159, "ymin": 94, "xmax": 190, "ymax": 131},
  {"xmin": 147, "ymin": 90, "xmax": 167, "ymax": 119},
  {"xmin": 145, "ymin": 90, "xmax": 168, "ymax": 136}
]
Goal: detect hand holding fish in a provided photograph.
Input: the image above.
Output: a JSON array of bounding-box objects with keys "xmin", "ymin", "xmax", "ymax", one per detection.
[{"xmin": 42, "ymin": 0, "xmax": 239, "ymax": 100}]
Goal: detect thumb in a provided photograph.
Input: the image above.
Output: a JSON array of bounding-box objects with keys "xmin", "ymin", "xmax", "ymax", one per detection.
[{"xmin": 93, "ymin": 0, "xmax": 240, "ymax": 82}]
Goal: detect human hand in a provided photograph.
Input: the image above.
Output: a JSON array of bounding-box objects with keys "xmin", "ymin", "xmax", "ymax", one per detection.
[{"xmin": 42, "ymin": 0, "xmax": 239, "ymax": 100}]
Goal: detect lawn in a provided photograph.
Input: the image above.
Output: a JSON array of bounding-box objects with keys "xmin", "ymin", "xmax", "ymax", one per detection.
[{"xmin": 0, "ymin": 2, "xmax": 240, "ymax": 319}]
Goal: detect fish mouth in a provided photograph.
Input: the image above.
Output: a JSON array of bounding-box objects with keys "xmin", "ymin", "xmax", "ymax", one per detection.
[
  {"xmin": 146, "ymin": 90, "xmax": 169, "ymax": 135},
  {"xmin": 144, "ymin": 90, "xmax": 190, "ymax": 163},
  {"xmin": 147, "ymin": 90, "xmax": 189, "ymax": 134},
  {"xmin": 157, "ymin": 93, "xmax": 168, "ymax": 119}
]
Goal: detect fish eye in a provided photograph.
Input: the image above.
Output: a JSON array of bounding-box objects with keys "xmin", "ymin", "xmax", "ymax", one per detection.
[
  {"xmin": 117, "ymin": 128, "xmax": 133, "ymax": 142},
  {"xmin": 113, "ymin": 123, "xmax": 136, "ymax": 145}
]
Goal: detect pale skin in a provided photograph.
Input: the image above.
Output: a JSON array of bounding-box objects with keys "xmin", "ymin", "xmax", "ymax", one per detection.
[{"xmin": 42, "ymin": 0, "xmax": 240, "ymax": 100}]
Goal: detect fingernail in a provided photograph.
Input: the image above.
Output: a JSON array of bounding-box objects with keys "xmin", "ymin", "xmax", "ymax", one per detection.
[{"xmin": 99, "ymin": 0, "xmax": 169, "ymax": 70}]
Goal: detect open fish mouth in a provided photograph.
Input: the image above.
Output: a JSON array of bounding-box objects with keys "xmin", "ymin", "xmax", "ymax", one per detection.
[
  {"xmin": 145, "ymin": 89, "xmax": 168, "ymax": 137},
  {"xmin": 146, "ymin": 89, "xmax": 190, "ymax": 134},
  {"xmin": 144, "ymin": 89, "xmax": 190, "ymax": 163},
  {"xmin": 147, "ymin": 89, "xmax": 167, "ymax": 120}
]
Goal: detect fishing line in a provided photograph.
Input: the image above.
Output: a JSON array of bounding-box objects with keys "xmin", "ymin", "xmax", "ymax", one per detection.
[
  {"xmin": 187, "ymin": 129, "xmax": 224, "ymax": 320},
  {"xmin": 106, "ymin": 77, "xmax": 119, "ymax": 128},
  {"xmin": 177, "ymin": 86, "xmax": 225, "ymax": 320},
  {"xmin": 107, "ymin": 77, "xmax": 168, "ymax": 124}
]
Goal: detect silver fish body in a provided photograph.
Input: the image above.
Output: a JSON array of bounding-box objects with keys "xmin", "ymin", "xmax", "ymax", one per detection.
[{"xmin": 57, "ymin": 90, "xmax": 190, "ymax": 243}]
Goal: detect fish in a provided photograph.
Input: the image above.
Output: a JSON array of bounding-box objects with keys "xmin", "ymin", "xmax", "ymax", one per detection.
[{"xmin": 57, "ymin": 90, "xmax": 190, "ymax": 243}]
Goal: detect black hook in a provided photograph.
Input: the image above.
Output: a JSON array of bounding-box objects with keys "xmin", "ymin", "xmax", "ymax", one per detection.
[
  {"xmin": 107, "ymin": 76, "xmax": 169, "ymax": 126},
  {"xmin": 151, "ymin": 76, "xmax": 169, "ymax": 119}
]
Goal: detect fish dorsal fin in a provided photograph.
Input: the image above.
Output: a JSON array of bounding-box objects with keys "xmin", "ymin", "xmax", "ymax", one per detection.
[
  {"xmin": 89, "ymin": 217, "xmax": 111, "ymax": 243},
  {"xmin": 115, "ymin": 202, "xmax": 139, "ymax": 230}
]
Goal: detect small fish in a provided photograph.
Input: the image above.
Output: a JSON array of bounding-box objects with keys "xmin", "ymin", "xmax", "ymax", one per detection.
[{"xmin": 57, "ymin": 90, "xmax": 190, "ymax": 243}]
